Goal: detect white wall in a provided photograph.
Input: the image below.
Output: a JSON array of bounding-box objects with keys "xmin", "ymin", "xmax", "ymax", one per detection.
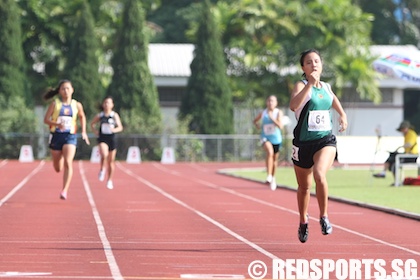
[
  {"xmin": 339, "ymin": 107, "xmax": 403, "ymax": 137},
  {"xmin": 336, "ymin": 136, "xmax": 418, "ymax": 164}
]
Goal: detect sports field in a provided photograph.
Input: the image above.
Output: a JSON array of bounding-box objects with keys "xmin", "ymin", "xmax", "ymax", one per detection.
[{"xmin": 221, "ymin": 165, "xmax": 420, "ymax": 215}]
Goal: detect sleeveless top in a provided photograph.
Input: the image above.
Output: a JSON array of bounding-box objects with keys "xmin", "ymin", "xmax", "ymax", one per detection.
[
  {"xmin": 50, "ymin": 98, "xmax": 78, "ymax": 134},
  {"xmin": 98, "ymin": 111, "xmax": 117, "ymax": 136},
  {"xmin": 260, "ymin": 108, "xmax": 282, "ymax": 145},
  {"xmin": 293, "ymin": 81, "xmax": 334, "ymax": 142}
]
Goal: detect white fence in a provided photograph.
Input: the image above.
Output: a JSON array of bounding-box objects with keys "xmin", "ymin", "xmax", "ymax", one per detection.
[{"xmin": 2, "ymin": 133, "xmax": 414, "ymax": 164}]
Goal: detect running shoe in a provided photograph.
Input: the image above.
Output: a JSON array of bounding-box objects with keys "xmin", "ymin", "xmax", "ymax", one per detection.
[
  {"xmin": 106, "ymin": 180, "xmax": 114, "ymax": 190},
  {"xmin": 266, "ymin": 174, "xmax": 273, "ymax": 183},
  {"xmin": 60, "ymin": 191, "xmax": 67, "ymax": 200},
  {"xmin": 298, "ymin": 222, "xmax": 308, "ymax": 243},
  {"xmin": 373, "ymin": 173, "xmax": 385, "ymax": 178},
  {"xmin": 320, "ymin": 216, "xmax": 333, "ymax": 235},
  {"xmin": 270, "ymin": 178, "xmax": 277, "ymax": 191},
  {"xmin": 98, "ymin": 170, "xmax": 105, "ymax": 181}
]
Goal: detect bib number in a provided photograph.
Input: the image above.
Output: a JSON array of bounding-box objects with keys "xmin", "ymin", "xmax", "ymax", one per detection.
[
  {"xmin": 292, "ymin": 145, "xmax": 299, "ymax": 161},
  {"xmin": 308, "ymin": 110, "xmax": 331, "ymax": 131},
  {"xmin": 101, "ymin": 123, "xmax": 114, "ymax": 134},
  {"xmin": 263, "ymin": 124, "xmax": 276, "ymax": 135},
  {"xmin": 57, "ymin": 116, "xmax": 72, "ymax": 131}
]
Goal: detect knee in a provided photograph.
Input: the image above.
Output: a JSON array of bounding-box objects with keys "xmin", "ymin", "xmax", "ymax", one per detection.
[
  {"xmin": 53, "ymin": 163, "xmax": 61, "ymax": 173},
  {"xmin": 63, "ymin": 160, "xmax": 73, "ymax": 169},
  {"xmin": 313, "ymin": 172, "xmax": 327, "ymax": 186},
  {"xmin": 297, "ymin": 185, "xmax": 311, "ymax": 194},
  {"xmin": 266, "ymin": 150, "xmax": 275, "ymax": 157}
]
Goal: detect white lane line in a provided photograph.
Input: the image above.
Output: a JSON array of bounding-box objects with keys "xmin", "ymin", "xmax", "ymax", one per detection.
[
  {"xmin": 0, "ymin": 159, "xmax": 8, "ymax": 168},
  {"xmin": 0, "ymin": 161, "xmax": 45, "ymax": 207},
  {"xmin": 78, "ymin": 161, "xmax": 123, "ymax": 280},
  {"xmin": 117, "ymin": 163, "xmax": 280, "ymax": 261},
  {"xmin": 0, "ymin": 271, "xmax": 52, "ymax": 276},
  {"xmin": 181, "ymin": 274, "xmax": 245, "ymax": 279},
  {"xmin": 0, "ymin": 271, "xmax": 52, "ymax": 277},
  {"xmin": 152, "ymin": 163, "xmax": 420, "ymax": 257}
]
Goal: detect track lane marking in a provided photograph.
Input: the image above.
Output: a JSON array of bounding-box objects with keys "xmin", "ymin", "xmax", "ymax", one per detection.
[
  {"xmin": 150, "ymin": 163, "xmax": 420, "ymax": 257},
  {"xmin": 117, "ymin": 162, "xmax": 280, "ymax": 262},
  {"xmin": 0, "ymin": 161, "xmax": 45, "ymax": 207},
  {"xmin": 78, "ymin": 161, "xmax": 124, "ymax": 280},
  {"xmin": 0, "ymin": 159, "xmax": 8, "ymax": 168}
]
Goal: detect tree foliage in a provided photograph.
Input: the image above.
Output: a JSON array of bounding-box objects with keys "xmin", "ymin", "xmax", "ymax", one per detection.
[
  {"xmin": 1, "ymin": 0, "xmax": 419, "ymax": 136},
  {"xmin": 0, "ymin": 0, "xmax": 37, "ymax": 135},
  {"xmin": 0, "ymin": 0, "xmax": 27, "ymax": 102},
  {"xmin": 214, "ymin": 0, "xmax": 381, "ymax": 105},
  {"xmin": 179, "ymin": 0, "xmax": 233, "ymax": 134},
  {"xmin": 65, "ymin": 1, "xmax": 103, "ymax": 119},
  {"xmin": 106, "ymin": 0, "xmax": 162, "ymax": 134}
]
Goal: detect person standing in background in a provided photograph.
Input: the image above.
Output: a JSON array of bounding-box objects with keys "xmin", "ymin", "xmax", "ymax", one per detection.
[
  {"xmin": 90, "ymin": 96, "xmax": 123, "ymax": 190},
  {"xmin": 253, "ymin": 95, "xmax": 284, "ymax": 191},
  {"xmin": 43, "ymin": 79, "xmax": 90, "ymax": 200},
  {"xmin": 289, "ymin": 49, "xmax": 347, "ymax": 243}
]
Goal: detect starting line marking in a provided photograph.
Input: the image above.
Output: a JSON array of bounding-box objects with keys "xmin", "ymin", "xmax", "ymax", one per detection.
[
  {"xmin": 0, "ymin": 272, "xmax": 52, "ymax": 277},
  {"xmin": 180, "ymin": 274, "xmax": 244, "ymax": 279}
]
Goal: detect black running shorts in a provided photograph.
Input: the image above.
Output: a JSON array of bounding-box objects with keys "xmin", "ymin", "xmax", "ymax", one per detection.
[{"xmin": 291, "ymin": 134, "xmax": 337, "ymax": 169}]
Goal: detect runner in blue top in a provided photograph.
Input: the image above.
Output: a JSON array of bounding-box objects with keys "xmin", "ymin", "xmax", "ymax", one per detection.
[
  {"xmin": 290, "ymin": 49, "xmax": 347, "ymax": 243},
  {"xmin": 253, "ymin": 95, "xmax": 284, "ymax": 191},
  {"xmin": 43, "ymin": 79, "xmax": 90, "ymax": 200}
]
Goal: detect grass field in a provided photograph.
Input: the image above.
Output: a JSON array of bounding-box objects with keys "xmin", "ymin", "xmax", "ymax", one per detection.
[{"xmin": 223, "ymin": 166, "xmax": 420, "ymax": 215}]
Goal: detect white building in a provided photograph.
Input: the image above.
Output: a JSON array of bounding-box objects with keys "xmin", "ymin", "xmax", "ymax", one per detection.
[{"xmin": 149, "ymin": 44, "xmax": 420, "ymax": 137}]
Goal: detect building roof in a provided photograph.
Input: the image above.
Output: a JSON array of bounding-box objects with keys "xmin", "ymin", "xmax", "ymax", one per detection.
[
  {"xmin": 369, "ymin": 44, "xmax": 420, "ymax": 57},
  {"xmin": 149, "ymin": 44, "xmax": 194, "ymax": 77}
]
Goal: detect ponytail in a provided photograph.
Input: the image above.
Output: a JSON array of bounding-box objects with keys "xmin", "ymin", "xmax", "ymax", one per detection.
[{"xmin": 43, "ymin": 79, "xmax": 72, "ymax": 101}]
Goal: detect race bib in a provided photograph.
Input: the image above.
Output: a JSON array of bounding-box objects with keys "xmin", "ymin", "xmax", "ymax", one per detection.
[
  {"xmin": 57, "ymin": 116, "xmax": 72, "ymax": 131},
  {"xmin": 101, "ymin": 123, "xmax": 114, "ymax": 134},
  {"xmin": 263, "ymin": 124, "xmax": 276, "ymax": 135},
  {"xmin": 308, "ymin": 110, "xmax": 331, "ymax": 131}
]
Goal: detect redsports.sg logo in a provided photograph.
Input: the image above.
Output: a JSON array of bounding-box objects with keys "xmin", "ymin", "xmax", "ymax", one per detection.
[{"xmin": 248, "ymin": 259, "xmax": 418, "ymax": 280}]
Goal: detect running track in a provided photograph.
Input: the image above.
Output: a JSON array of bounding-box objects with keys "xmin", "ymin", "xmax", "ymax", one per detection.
[{"xmin": 0, "ymin": 160, "xmax": 419, "ymax": 280}]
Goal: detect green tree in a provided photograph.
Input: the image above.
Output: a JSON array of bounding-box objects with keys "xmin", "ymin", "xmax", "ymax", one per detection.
[
  {"xmin": 394, "ymin": 0, "xmax": 420, "ymax": 46},
  {"xmin": 291, "ymin": 0, "xmax": 380, "ymax": 102},
  {"xmin": 19, "ymin": 1, "xmax": 82, "ymax": 105},
  {"xmin": 0, "ymin": 0, "xmax": 27, "ymax": 102},
  {"xmin": 355, "ymin": 0, "xmax": 400, "ymax": 45},
  {"xmin": 107, "ymin": 0, "xmax": 162, "ymax": 134},
  {"xmin": 216, "ymin": 0, "xmax": 381, "ymax": 104},
  {"xmin": 148, "ymin": 0, "xmax": 217, "ymax": 43},
  {"xmin": 179, "ymin": 0, "xmax": 233, "ymax": 134},
  {"xmin": 0, "ymin": 0, "xmax": 36, "ymax": 137},
  {"xmin": 355, "ymin": 0, "xmax": 420, "ymax": 46},
  {"xmin": 65, "ymin": 0, "xmax": 103, "ymax": 118},
  {"xmin": 147, "ymin": 0, "xmax": 192, "ymax": 43}
]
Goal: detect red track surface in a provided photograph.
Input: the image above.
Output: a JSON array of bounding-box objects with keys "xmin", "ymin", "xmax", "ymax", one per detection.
[{"xmin": 0, "ymin": 159, "xmax": 419, "ymax": 280}]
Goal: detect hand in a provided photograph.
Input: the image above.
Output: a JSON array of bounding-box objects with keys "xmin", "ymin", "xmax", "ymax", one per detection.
[
  {"xmin": 82, "ymin": 132, "xmax": 90, "ymax": 145},
  {"xmin": 309, "ymin": 71, "xmax": 320, "ymax": 85},
  {"xmin": 57, "ymin": 121, "xmax": 64, "ymax": 130},
  {"xmin": 338, "ymin": 116, "xmax": 348, "ymax": 132}
]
